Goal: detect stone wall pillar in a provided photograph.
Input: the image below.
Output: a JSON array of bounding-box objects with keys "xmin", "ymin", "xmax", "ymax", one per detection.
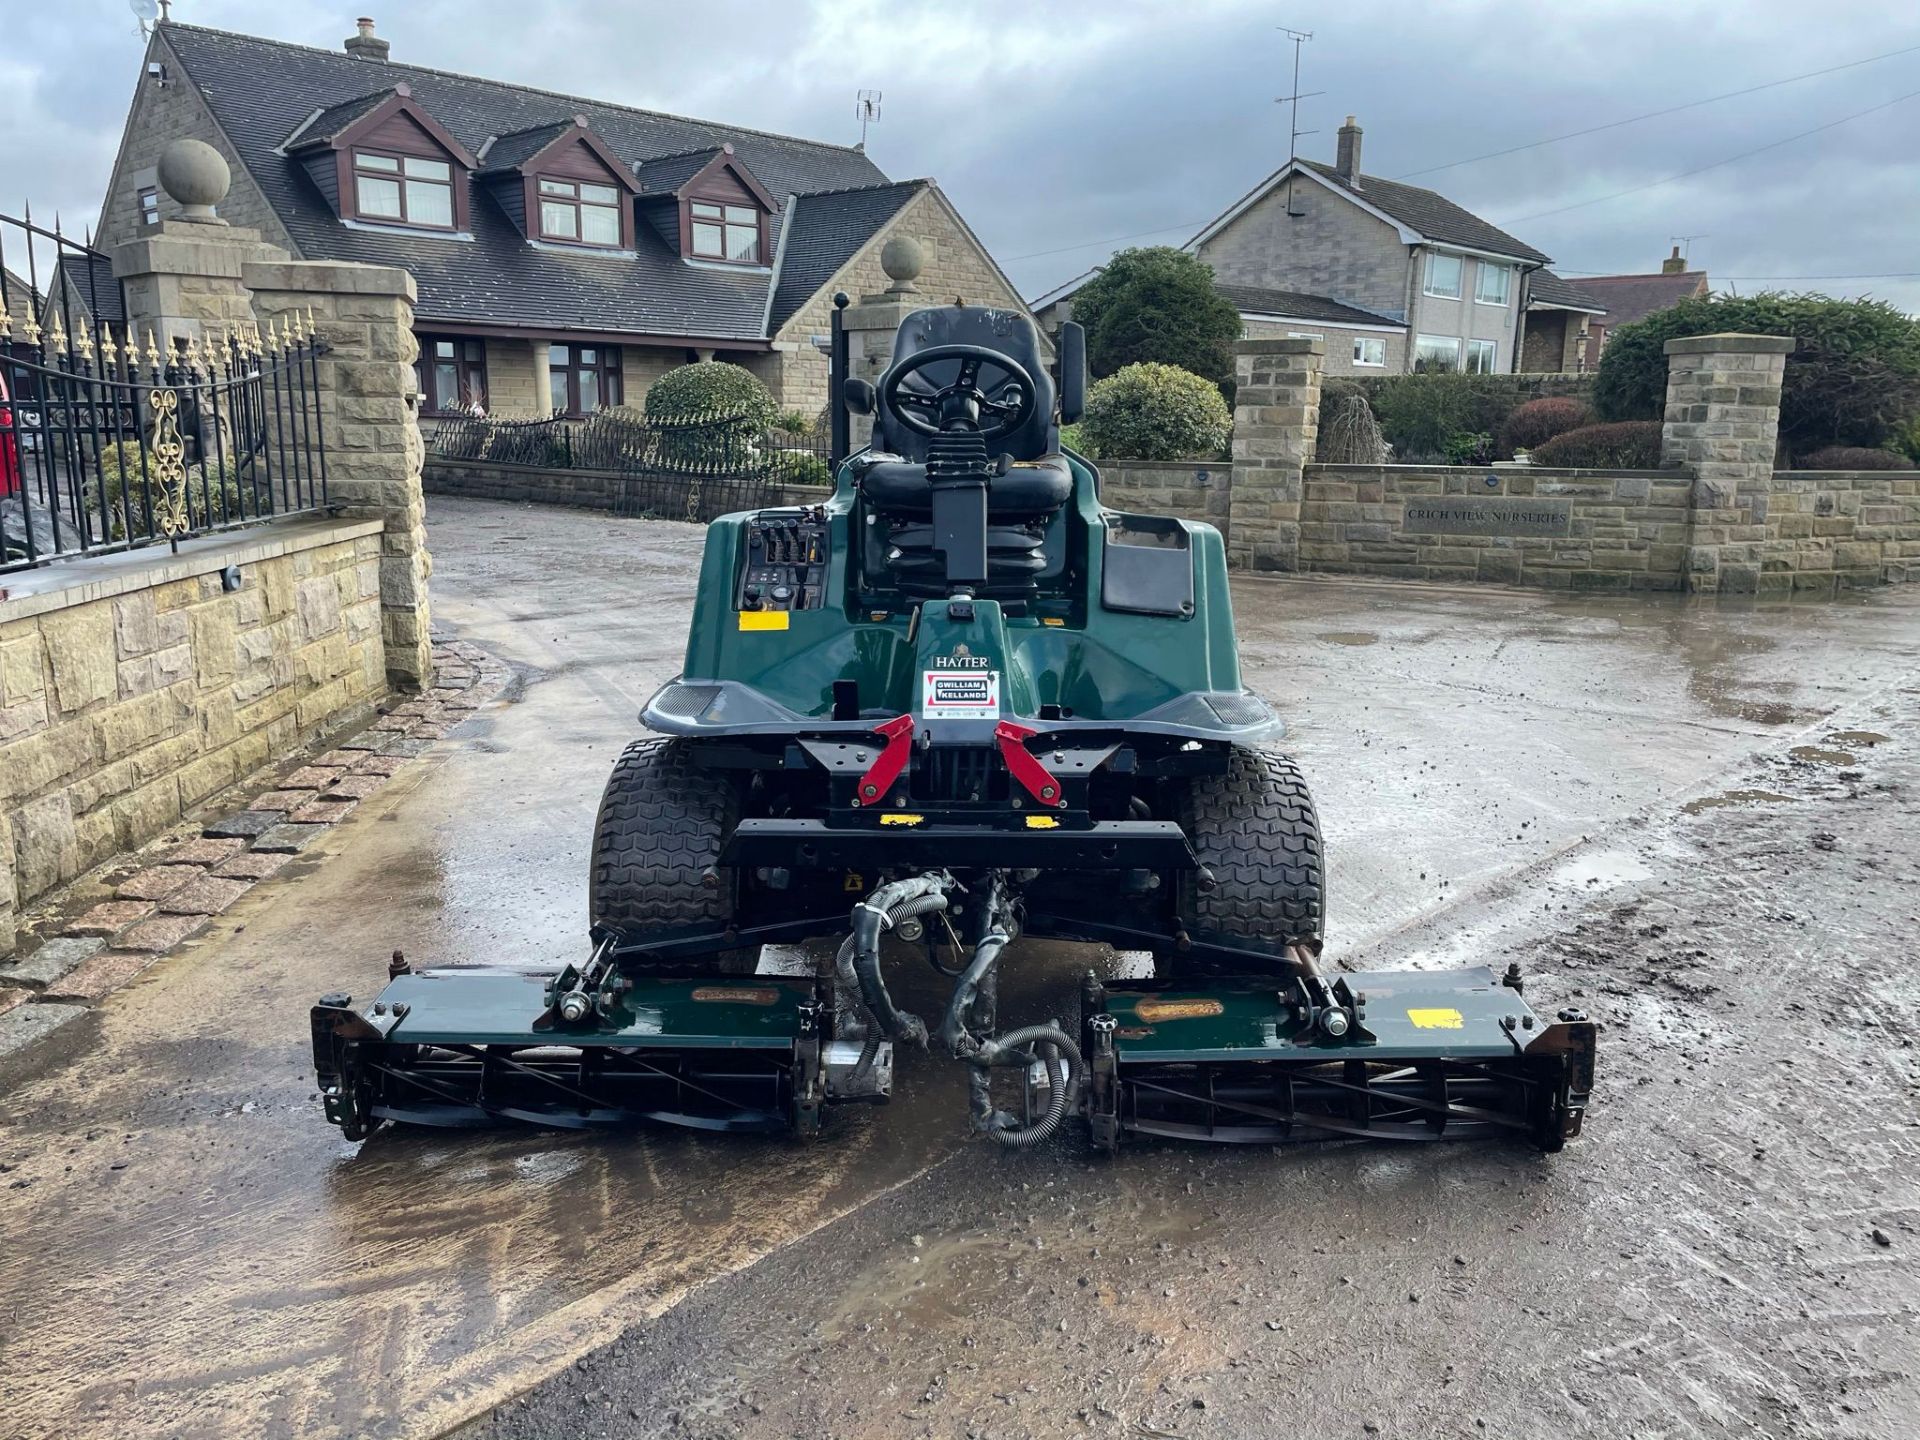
[
  {"xmin": 838, "ymin": 233, "xmax": 935, "ymax": 451},
  {"xmin": 245, "ymin": 261, "xmax": 433, "ymax": 688},
  {"xmin": 1660, "ymin": 333, "xmax": 1792, "ymax": 594},
  {"xmin": 1226, "ymin": 336, "xmax": 1323, "ymax": 571},
  {"xmin": 113, "ymin": 221, "xmax": 285, "ymax": 356}
]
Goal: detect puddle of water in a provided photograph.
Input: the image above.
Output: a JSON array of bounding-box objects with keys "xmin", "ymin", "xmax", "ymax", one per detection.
[
  {"xmin": 1316, "ymin": 631, "xmax": 1379, "ymax": 647},
  {"xmin": 1681, "ymin": 789, "xmax": 1792, "ymax": 815},
  {"xmin": 1717, "ymin": 698, "xmax": 1819, "ymax": 727},
  {"xmin": 1828, "ymin": 730, "xmax": 1889, "ymax": 747},
  {"xmin": 1788, "ymin": 746, "xmax": 1856, "ymax": 766}
]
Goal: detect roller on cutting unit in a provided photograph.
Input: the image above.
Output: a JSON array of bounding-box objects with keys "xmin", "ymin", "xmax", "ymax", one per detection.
[{"xmin": 312, "ymin": 297, "xmax": 1595, "ymax": 1153}]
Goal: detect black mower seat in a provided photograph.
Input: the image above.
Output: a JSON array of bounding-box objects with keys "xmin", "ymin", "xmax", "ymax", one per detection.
[{"xmin": 860, "ymin": 455, "xmax": 1073, "ymax": 520}]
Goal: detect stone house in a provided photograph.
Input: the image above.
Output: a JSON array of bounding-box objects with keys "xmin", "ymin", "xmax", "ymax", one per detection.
[
  {"xmin": 1521, "ymin": 248, "xmax": 1710, "ymax": 374},
  {"xmin": 94, "ymin": 17, "xmax": 1031, "ymax": 422},
  {"xmin": 1033, "ymin": 116, "xmax": 1555, "ymax": 377}
]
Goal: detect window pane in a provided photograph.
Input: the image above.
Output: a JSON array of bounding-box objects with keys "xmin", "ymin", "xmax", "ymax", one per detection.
[
  {"xmin": 434, "ymin": 341, "xmax": 455, "ymax": 358},
  {"xmin": 579, "ymin": 349, "xmax": 597, "ymax": 365},
  {"xmin": 1414, "ymin": 335, "xmax": 1460, "ymax": 372},
  {"xmin": 406, "ymin": 179, "xmax": 453, "ymax": 227},
  {"xmin": 723, "ymin": 206, "xmax": 757, "ymax": 225},
  {"xmin": 581, "ymin": 204, "xmax": 621, "ymax": 245},
  {"xmin": 581, "ymin": 183, "xmax": 618, "ymax": 204},
  {"xmin": 550, "ymin": 370, "xmax": 569, "ymax": 414},
  {"xmin": 434, "ymin": 362, "xmax": 459, "ymax": 405},
  {"xmin": 692, "ymin": 221, "xmax": 724, "ymax": 254},
  {"xmin": 355, "ymin": 151, "xmax": 399, "ymax": 172},
  {"xmin": 541, "ymin": 200, "xmax": 578, "ymax": 237},
  {"xmin": 725, "ymin": 223, "xmax": 758, "ymax": 262},
  {"xmin": 606, "ymin": 370, "xmax": 623, "ymax": 407},
  {"xmin": 579, "ymin": 382, "xmax": 600, "ymax": 415},
  {"xmin": 540, "ymin": 178, "xmax": 574, "ymax": 196},
  {"xmin": 1352, "ymin": 337, "xmax": 1385, "ymax": 366},
  {"xmin": 404, "ymin": 156, "xmax": 450, "ymax": 180},
  {"xmin": 1425, "ymin": 253, "xmax": 1462, "ymax": 297},
  {"xmin": 356, "ymin": 174, "xmax": 403, "ymax": 217},
  {"xmin": 1465, "ymin": 340, "xmax": 1497, "ymax": 374},
  {"xmin": 1475, "ymin": 264, "xmax": 1511, "ymax": 304},
  {"xmin": 691, "ymin": 201, "xmax": 722, "ymax": 219}
]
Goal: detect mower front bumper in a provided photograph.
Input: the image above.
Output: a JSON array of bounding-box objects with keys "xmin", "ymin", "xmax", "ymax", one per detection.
[
  {"xmin": 1083, "ymin": 966, "xmax": 1595, "ymax": 1152},
  {"xmin": 721, "ymin": 816, "xmax": 1197, "ymax": 871}
]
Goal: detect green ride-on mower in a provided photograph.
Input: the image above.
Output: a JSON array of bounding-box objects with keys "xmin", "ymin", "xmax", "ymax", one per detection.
[{"xmin": 312, "ymin": 300, "xmax": 1596, "ymax": 1152}]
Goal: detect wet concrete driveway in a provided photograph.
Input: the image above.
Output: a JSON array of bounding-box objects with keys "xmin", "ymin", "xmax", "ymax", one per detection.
[{"xmin": 3, "ymin": 496, "xmax": 1917, "ymax": 1439}]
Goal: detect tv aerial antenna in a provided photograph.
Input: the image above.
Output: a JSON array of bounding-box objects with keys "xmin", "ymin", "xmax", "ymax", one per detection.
[
  {"xmin": 1275, "ymin": 27, "xmax": 1321, "ymax": 218},
  {"xmin": 856, "ymin": 90, "xmax": 882, "ymax": 147},
  {"xmin": 1670, "ymin": 232, "xmax": 1710, "ymax": 261}
]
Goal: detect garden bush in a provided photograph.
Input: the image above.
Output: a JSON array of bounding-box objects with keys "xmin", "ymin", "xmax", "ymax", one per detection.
[
  {"xmin": 646, "ymin": 362, "xmax": 778, "ymax": 470},
  {"xmin": 1528, "ymin": 420, "xmax": 1664, "ymax": 470},
  {"xmin": 1366, "ymin": 374, "xmax": 1517, "ymax": 461},
  {"xmin": 1793, "ymin": 446, "xmax": 1912, "ymax": 471},
  {"xmin": 95, "ymin": 438, "xmax": 247, "ymax": 539},
  {"xmin": 774, "ymin": 451, "xmax": 833, "ymax": 486},
  {"xmin": 1501, "ymin": 396, "xmax": 1591, "ymax": 454},
  {"xmin": 1593, "ymin": 292, "xmax": 1920, "ymax": 453},
  {"xmin": 1070, "ymin": 247, "xmax": 1244, "ymax": 391},
  {"xmin": 1316, "ymin": 389, "xmax": 1386, "ymax": 464},
  {"xmin": 1077, "ymin": 362, "xmax": 1231, "ymax": 461}
]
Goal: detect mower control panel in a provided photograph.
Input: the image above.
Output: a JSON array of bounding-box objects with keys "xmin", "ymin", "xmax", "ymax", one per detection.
[{"xmin": 737, "ymin": 509, "xmax": 828, "ymax": 612}]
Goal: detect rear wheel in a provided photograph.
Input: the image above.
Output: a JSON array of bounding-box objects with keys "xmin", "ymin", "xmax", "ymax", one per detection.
[
  {"xmin": 1170, "ymin": 746, "xmax": 1324, "ymax": 975},
  {"xmin": 590, "ymin": 738, "xmax": 748, "ymax": 974}
]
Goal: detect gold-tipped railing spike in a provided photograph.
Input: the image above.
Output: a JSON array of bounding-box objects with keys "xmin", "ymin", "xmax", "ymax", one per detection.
[
  {"xmin": 22, "ymin": 310, "xmax": 41, "ymax": 348},
  {"xmin": 74, "ymin": 325, "xmax": 95, "ymax": 363},
  {"xmin": 304, "ymin": 304, "xmax": 318, "ymax": 341},
  {"xmin": 47, "ymin": 312, "xmax": 68, "ymax": 358},
  {"xmin": 143, "ymin": 327, "xmax": 162, "ymax": 370},
  {"xmin": 99, "ymin": 326, "xmax": 119, "ymax": 368},
  {"xmin": 0, "ymin": 309, "xmax": 10, "ymax": 342}
]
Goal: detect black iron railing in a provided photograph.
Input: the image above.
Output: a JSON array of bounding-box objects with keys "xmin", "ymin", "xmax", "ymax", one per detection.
[{"xmin": 1, "ymin": 208, "xmax": 332, "ymax": 572}]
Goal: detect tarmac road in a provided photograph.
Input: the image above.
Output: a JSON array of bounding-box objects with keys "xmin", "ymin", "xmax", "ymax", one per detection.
[{"xmin": 2, "ymin": 496, "xmax": 1917, "ymax": 1440}]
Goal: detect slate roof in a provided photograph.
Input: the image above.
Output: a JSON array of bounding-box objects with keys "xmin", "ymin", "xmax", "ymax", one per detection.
[
  {"xmin": 1577, "ymin": 270, "xmax": 1710, "ymax": 330},
  {"xmin": 1527, "ymin": 271, "xmax": 1607, "ymax": 312},
  {"xmin": 283, "ymin": 87, "xmax": 398, "ymax": 150},
  {"xmin": 477, "ymin": 120, "xmax": 578, "ymax": 174},
  {"xmin": 768, "ymin": 180, "xmax": 926, "ymax": 331},
  {"xmin": 53, "ymin": 255, "xmax": 125, "ymax": 326},
  {"xmin": 159, "ymin": 23, "xmax": 899, "ymax": 343},
  {"xmin": 1298, "ymin": 161, "xmax": 1550, "ymax": 265},
  {"xmin": 1214, "ymin": 283, "xmax": 1400, "ymax": 327},
  {"xmin": 634, "ymin": 147, "xmax": 726, "ymax": 195}
]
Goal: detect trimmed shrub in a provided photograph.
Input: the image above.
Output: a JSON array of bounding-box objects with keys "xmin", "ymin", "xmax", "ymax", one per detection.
[
  {"xmin": 772, "ymin": 409, "xmax": 815, "ymax": 438},
  {"xmin": 96, "ymin": 438, "xmax": 246, "ymax": 539},
  {"xmin": 1059, "ymin": 421, "xmax": 1089, "ymax": 456},
  {"xmin": 1442, "ymin": 431, "xmax": 1494, "ymax": 466},
  {"xmin": 1528, "ymin": 421, "xmax": 1664, "ymax": 470},
  {"xmin": 1794, "ymin": 445, "xmax": 1912, "ymax": 471},
  {"xmin": 1501, "ymin": 396, "xmax": 1591, "ymax": 454},
  {"xmin": 1367, "ymin": 375, "xmax": 1517, "ymax": 461},
  {"xmin": 1887, "ymin": 415, "xmax": 1920, "ymax": 465},
  {"xmin": 646, "ymin": 362, "xmax": 778, "ymax": 470},
  {"xmin": 774, "ymin": 451, "xmax": 833, "ymax": 486},
  {"xmin": 1593, "ymin": 292, "xmax": 1920, "ymax": 453},
  {"xmin": 1078, "ymin": 362, "xmax": 1231, "ymax": 462}
]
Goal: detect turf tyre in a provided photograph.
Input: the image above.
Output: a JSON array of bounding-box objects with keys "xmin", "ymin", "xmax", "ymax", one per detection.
[
  {"xmin": 1172, "ymin": 746, "xmax": 1324, "ymax": 974},
  {"xmin": 589, "ymin": 738, "xmax": 743, "ymax": 973}
]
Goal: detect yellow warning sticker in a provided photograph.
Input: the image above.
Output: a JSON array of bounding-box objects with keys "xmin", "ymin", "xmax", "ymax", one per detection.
[
  {"xmin": 737, "ymin": 610, "xmax": 789, "ymax": 631},
  {"xmin": 692, "ymin": 987, "xmax": 780, "ymax": 1005},
  {"xmin": 879, "ymin": 813, "xmax": 924, "ymax": 827},
  {"xmin": 1025, "ymin": 815, "xmax": 1060, "ymax": 829},
  {"xmin": 1408, "ymin": 1007, "xmax": 1465, "ymax": 1030},
  {"xmin": 1135, "ymin": 998, "xmax": 1226, "ymax": 1023},
  {"xmin": 1041, "ymin": 616, "xmax": 1066, "ymax": 627}
]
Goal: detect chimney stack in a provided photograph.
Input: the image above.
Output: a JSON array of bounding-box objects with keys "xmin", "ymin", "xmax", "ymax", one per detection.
[
  {"xmin": 1336, "ymin": 115, "xmax": 1363, "ymax": 185},
  {"xmin": 345, "ymin": 17, "xmax": 390, "ymax": 62},
  {"xmin": 1662, "ymin": 244, "xmax": 1687, "ymax": 274}
]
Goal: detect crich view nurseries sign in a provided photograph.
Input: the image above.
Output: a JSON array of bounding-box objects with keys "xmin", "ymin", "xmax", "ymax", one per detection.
[{"xmin": 1402, "ymin": 497, "xmax": 1573, "ymax": 538}]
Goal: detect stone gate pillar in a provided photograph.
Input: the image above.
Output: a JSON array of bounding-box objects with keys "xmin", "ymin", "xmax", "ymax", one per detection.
[
  {"xmin": 1227, "ymin": 336, "xmax": 1323, "ymax": 571},
  {"xmin": 838, "ymin": 234, "xmax": 931, "ymax": 451},
  {"xmin": 245, "ymin": 261, "xmax": 433, "ymax": 689},
  {"xmin": 1660, "ymin": 333, "xmax": 1792, "ymax": 594}
]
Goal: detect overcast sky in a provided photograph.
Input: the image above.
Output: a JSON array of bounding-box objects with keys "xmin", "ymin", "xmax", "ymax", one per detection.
[{"xmin": 5, "ymin": 1, "xmax": 1917, "ymax": 311}]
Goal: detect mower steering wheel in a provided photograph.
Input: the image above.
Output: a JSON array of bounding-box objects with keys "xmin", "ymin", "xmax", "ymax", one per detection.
[{"xmin": 879, "ymin": 344, "xmax": 1039, "ymax": 440}]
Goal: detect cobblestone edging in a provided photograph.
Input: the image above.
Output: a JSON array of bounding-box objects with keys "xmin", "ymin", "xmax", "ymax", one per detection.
[{"xmin": 0, "ymin": 631, "xmax": 509, "ymax": 1054}]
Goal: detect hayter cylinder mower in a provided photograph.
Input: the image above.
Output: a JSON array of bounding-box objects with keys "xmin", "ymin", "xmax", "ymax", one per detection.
[{"xmin": 313, "ymin": 301, "xmax": 1595, "ymax": 1152}]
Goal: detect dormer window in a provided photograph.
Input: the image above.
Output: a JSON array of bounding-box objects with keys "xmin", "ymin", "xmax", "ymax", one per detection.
[
  {"xmin": 539, "ymin": 178, "xmax": 623, "ymax": 247},
  {"xmin": 689, "ymin": 201, "xmax": 760, "ymax": 263},
  {"xmin": 353, "ymin": 149, "xmax": 454, "ymax": 228}
]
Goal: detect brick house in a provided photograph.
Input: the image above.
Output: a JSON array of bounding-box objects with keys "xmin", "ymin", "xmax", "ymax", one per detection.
[
  {"xmin": 1521, "ymin": 249, "xmax": 1711, "ymax": 374},
  {"xmin": 94, "ymin": 18, "xmax": 1031, "ymax": 421},
  {"xmin": 1034, "ymin": 116, "xmax": 1555, "ymax": 377}
]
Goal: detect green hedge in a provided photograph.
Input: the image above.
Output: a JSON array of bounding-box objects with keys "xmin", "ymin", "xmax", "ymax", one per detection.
[
  {"xmin": 645, "ymin": 363, "xmax": 778, "ymax": 470},
  {"xmin": 1078, "ymin": 362, "xmax": 1231, "ymax": 461}
]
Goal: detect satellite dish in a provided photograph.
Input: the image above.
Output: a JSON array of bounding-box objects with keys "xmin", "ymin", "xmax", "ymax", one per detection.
[{"xmin": 129, "ymin": 0, "xmax": 160, "ymax": 20}]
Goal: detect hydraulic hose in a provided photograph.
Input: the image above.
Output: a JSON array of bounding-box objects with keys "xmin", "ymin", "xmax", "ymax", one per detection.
[
  {"xmin": 844, "ymin": 885, "xmax": 949, "ymax": 1078},
  {"xmin": 936, "ymin": 929, "xmax": 1009, "ymax": 1055},
  {"xmin": 969, "ymin": 1023, "xmax": 1086, "ymax": 1149}
]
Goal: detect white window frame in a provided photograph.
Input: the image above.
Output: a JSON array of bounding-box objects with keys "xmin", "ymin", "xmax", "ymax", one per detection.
[
  {"xmin": 1422, "ymin": 251, "xmax": 1463, "ymax": 300},
  {"xmin": 1465, "ymin": 338, "xmax": 1499, "ymax": 374},
  {"xmin": 1351, "ymin": 336, "xmax": 1387, "ymax": 368},
  {"xmin": 1474, "ymin": 262, "xmax": 1512, "ymax": 306},
  {"xmin": 1414, "ymin": 334, "xmax": 1462, "ymax": 372}
]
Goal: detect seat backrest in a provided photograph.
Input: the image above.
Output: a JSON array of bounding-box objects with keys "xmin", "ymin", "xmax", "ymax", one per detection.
[{"xmin": 873, "ymin": 306, "xmax": 1056, "ymax": 463}]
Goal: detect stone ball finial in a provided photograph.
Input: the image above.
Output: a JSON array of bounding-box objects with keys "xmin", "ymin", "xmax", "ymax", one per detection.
[
  {"xmin": 157, "ymin": 138, "xmax": 231, "ymax": 224},
  {"xmin": 880, "ymin": 234, "xmax": 924, "ymax": 293}
]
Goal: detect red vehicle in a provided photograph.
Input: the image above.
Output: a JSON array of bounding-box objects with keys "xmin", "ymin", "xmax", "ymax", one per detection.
[{"xmin": 0, "ymin": 369, "xmax": 19, "ymax": 498}]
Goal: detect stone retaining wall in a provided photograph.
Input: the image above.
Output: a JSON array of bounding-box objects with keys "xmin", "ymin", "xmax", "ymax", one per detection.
[
  {"xmin": 0, "ymin": 519, "xmax": 386, "ymax": 953},
  {"xmin": 1735, "ymin": 470, "xmax": 1920, "ymax": 594},
  {"xmin": 1095, "ymin": 460, "xmax": 1231, "ymax": 540},
  {"xmin": 424, "ymin": 457, "xmax": 829, "ymax": 512},
  {"xmin": 1303, "ymin": 464, "xmax": 1686, "ymax": 589}
]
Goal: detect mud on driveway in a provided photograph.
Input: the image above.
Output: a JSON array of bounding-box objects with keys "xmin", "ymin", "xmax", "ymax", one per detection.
[{"xmin": 2, "ymin": 498, "xmax": 1917, "ymax": 1440}]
